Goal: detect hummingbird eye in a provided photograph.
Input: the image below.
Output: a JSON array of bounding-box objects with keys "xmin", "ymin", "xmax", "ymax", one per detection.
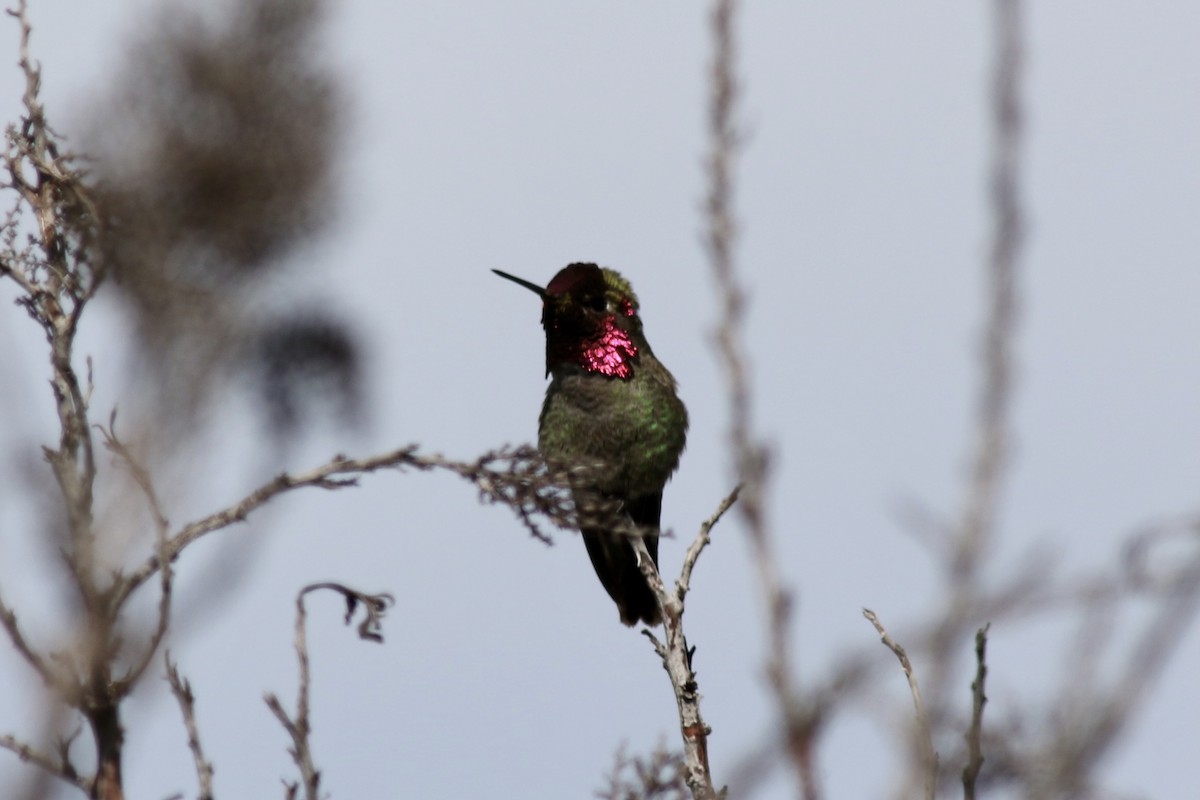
[{"xmin": 586, "ymin": 294, "xmax": 607, "ymax": 313}]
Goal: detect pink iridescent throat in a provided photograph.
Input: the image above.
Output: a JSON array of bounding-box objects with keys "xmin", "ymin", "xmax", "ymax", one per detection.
[{"xmin": 578, "ymin": 315, "xmax": 638, "ymax": 379}]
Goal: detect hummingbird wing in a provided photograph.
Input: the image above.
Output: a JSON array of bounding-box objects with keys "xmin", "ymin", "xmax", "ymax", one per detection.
[{"xmin": 581, "ymin": 492, "xmax": 663, "ymax": 627}]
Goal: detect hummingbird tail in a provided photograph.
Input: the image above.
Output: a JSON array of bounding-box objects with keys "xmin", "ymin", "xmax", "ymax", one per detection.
[
  {"xmin": 581, "ymin": 493, "xmax": 664, "ymax": 627},
  {"xmin": 582, "ymin": 530, "xmax": 662, "ymax": 626}
]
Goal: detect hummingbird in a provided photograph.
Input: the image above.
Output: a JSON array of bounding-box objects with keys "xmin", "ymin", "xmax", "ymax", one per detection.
[{"xmin": 494, "ymin": 263, "xmax": 688, "ymax": 626}]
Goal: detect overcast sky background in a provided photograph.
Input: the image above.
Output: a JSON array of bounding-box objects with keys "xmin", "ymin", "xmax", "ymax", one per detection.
[{"xmin": 1, "ymin": 2, "xmax": 1199, "ymax": 798}]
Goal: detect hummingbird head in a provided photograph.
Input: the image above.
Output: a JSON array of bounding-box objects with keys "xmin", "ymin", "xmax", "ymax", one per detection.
[{"xmin": 493, "ymin": 262, "xmax": 644, "ymax": 379}]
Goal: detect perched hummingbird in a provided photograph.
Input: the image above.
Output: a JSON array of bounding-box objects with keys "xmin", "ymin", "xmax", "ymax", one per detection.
[{"xmin": 494, "ymin": 263, "xmax": 688, "ymax": 627}]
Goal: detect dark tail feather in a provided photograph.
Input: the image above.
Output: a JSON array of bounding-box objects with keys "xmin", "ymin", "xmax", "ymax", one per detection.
[{"xmin": 582, "ymin": 493, "xmax": 663, "ymax": 627}]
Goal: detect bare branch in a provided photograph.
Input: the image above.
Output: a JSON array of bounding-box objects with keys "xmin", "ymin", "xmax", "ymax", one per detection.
[
  {"xmin": 624, "ymin": 489, "xmax": 739, "ymax": 800},
  {"xmin": 962, "ymin": 624, "xmax": 991, "ymax": 799},
  {"xmin": 597, "ymin": 742, "xmax": 690, "ymax": 800},
  {"xmin": 266, "ymin": 582, "xmax": 395, "ymax": 800},
  {"xmin": 96, "ymin": 410, "xmax": 169, "ymax": 537},
  {"xmin": 164, "ymin": 653, "xmax": 214, "ymax": 800},
  {"xmin": 928, "ymin": 0, "xmax": 1025, "ymax": 730},
  {"xmin": 96, "ymin": 414, "xmax": 175, "ymax": 694},
  {"xmin": 862, "ymin": 609, "xmax": 936, "ymax": 800},
  {"xmin": 0, "ymin": 732, "xmax": 92, "ymax": 795},
  {"xmin": 615, "ymin": 487, "xmax": 741, "ymax": 799},
  {"xmin": 703, "ymin": 0, "xmax": 810, "ymax": 795},
  {"xmin": 113, "ymin": 445, "xmax": 572, "ymax": 611},
  {"xmin": 0, "ymin": 596, "xmax": 69, "ymax": 696},
  {"xmin": 3, "ymin": 0, "xmax": 105, "ymax": 623},
  {"xmin": 631, "ymin": 534, "xmax": 718, "ymax": 800},
  {"xmin": 954, "ymin": 0, "xmax": 1024, "ymax": 580},
  {"xmin": 1037, "ymin": 545, "xmax": 1200, "ymax": 792},
  {"xmin": 676, "ymin": 485, "xmax": 740, "ymax": 603},
  {"xmin": 265, "ymin": 612, "xmax": 319, "ymax": 800},
  {"xmin": 300, "ymin": 582, "xmax": 394, "ymax": 644}
]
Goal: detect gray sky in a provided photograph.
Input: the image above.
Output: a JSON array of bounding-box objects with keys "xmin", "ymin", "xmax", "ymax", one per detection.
[{"xmin": 1, "ymin": 2, "xmax": 1198, "ymax": 798}]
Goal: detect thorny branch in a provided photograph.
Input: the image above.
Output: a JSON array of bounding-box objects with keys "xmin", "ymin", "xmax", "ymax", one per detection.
[{"xmin": 265, "ymin": 582, "xmax": 394, "ymax": 800}]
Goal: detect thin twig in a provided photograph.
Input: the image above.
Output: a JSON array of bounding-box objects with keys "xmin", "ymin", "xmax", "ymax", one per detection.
[
  {"xmin": 265, "ymin": 582, "xmax": 394, "ymax": 800},
  {"xmin": 265, "ymin": 596, "xmax": 320, "ymax": 800},
  {"xmin": 112, "ymin": 444, "xmax": 571, "ymax": 611},
  {"xmin": 300, "ymin": 582, "xmax": 394, "ymax": 643},
  {"xmin": 863, "ymin": 609, "xmax": 936, "ymax": 800},
  {"xmin": 98, "ymin": 413, "xmax": 175, "ymax": 694},
  {"xmin": 164, "ymin": 652, "xmax": 214, "ymax": 800},
  {"xmin": 0, "ymin": 596, "xmax": 66, "ymax": 695},
  {"xmin": 97, "ymin": 410, "xmax": 169, "ymax": 536},
  {"xmin": 0, "ymin": 733, "xmax": 92, "ymax": 795},
  {"xmin": 676, "ymin": 485, "xmax": 740, "ymax": 603},
  {"xmin": 962, "ymin": 624, "xmax": 991, "ymax": 799}
]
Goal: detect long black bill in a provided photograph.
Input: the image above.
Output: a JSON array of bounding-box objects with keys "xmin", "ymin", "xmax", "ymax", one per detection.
[{"xmin": 492, "ymin": 269, "xmax": 547, "ymax": 298}]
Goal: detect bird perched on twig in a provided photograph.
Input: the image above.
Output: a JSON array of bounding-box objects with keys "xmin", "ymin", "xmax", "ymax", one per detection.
[{"xmin": 494, "ymin": 263, "xmax": 688, "ymax": 626}]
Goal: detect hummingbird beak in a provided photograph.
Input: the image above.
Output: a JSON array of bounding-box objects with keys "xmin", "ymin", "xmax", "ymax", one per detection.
[{"xmin": 492, "ymin": 269, "xmax": 548, "ymax": 299}]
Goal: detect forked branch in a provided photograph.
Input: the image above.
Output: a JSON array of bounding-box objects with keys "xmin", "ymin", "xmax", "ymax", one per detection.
[
  {"xmin": 265, "ymin": 582, "xmax": 394, "ymax": 800},
  {"xmin": 632, "ymin": 486, "xmax": 740, "ymax": 800}
]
